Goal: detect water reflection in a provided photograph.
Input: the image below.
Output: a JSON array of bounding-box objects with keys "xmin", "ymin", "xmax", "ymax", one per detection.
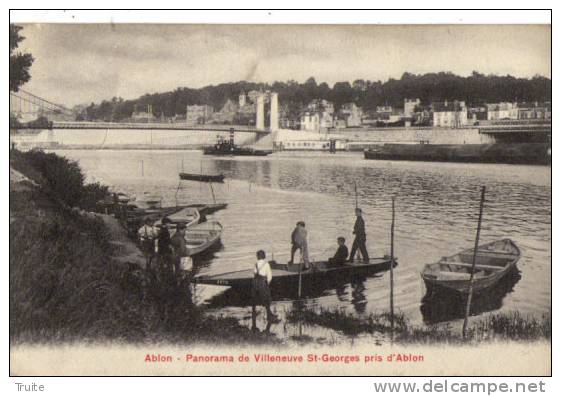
[{"xmin": 54, "ymin": 149, "xmax": 551, "ymax": 327}]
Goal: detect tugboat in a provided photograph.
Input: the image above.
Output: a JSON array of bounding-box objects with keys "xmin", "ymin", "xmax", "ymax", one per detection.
[{"xmin": 203, "ymin": 129, "xmax": 272, "ymax": 156}]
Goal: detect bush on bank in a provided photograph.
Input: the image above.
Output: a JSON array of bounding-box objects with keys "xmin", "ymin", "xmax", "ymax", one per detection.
[
  {"xmin": 10, "ymin": 149, "xmax": 108, "ymax": 210},
  {"xmin": 10, "ymin": 150, "xmax": 274, "ymax": 345}
]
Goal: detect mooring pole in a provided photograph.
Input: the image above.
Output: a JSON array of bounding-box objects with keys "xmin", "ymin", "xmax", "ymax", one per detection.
[
  {"xmin": 462, "ymin": 186, "xmax": 486, "ymax": 340},
  {"xmin": 209, "ymin": 182, "xmax": 216, "ymax": 204},
  {"xmin": 390, "ymin": 195, "xmax": 396, "ymax": 334},
  {"xmin": 354, "ymin": 181, "xmax": 358, "ymax": 209},
  {"xmin": 141, "ymin": 160, "xmax": 144, "ymax": 177}
]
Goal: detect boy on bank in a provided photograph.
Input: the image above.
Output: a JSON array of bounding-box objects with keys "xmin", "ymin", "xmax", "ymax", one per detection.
[{"xmin": 252, "ymin": 250, "xmax": 279, "ymax": 324}]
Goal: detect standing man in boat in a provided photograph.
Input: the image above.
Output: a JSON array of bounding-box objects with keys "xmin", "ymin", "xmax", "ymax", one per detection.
[
  {"xmin": 288, "ymin": 221, "xmax": 310, "ymax": 270},
  {"xmin": 349, "ymin": 208, "xmax": 369, "ymax": 263},
  {"xmin": 251, "ymin": 250, "xmax": 279, "ymax": 326}
]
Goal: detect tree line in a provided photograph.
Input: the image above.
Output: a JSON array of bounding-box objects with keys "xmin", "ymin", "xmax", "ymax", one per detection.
[{"xmin": 79, "ymin": 72, "xmax": 551, "ymax": 122}]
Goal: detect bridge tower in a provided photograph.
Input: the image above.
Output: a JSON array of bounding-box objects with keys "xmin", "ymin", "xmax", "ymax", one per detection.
[
  {"xmin": 254, "ymin": 91, "xmax": 279, "ymax": 131},
  {"xmin": 256, "ymin": 94, "xmax": 265, "ymax": 130},
  {"xmin": 270, "ymin": 92, "xmax": 279, "ymax": 131}
]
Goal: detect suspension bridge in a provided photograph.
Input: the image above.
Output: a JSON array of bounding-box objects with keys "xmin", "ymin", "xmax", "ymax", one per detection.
[{"xmin": 9, "ymin": 89, "xmax": 270, "ymax": 134}]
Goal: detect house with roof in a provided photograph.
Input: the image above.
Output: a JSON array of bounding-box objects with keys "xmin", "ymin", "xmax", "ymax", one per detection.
[
  {"xmin": 432, "ymin": 100, "xmax": 468, "ymax": 128},
  {"xmin": 486, "ymin": 102, "xmax": 518, "ymax": 120}
]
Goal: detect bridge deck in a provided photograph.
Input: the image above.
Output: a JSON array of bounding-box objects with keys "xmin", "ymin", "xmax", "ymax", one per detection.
[{"xmin": 51, "ymin": 121, "xmax": 269, "ymax": 134}]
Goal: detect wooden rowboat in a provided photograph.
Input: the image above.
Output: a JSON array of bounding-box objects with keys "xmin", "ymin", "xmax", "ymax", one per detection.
[
  {"xmin": 184, "ymin": 220, "xmax": 223, "ymax": 256},
  {"xmin": 421, "ymin": 239, "xmax": 521, "ymax": 295},
  {"xmin": 155, "ymin": 207, "xmax": 200, "ymax": 231},
  {"xmin": 179, "ymin": 172, "xmax": 225, "ymax": 183},
  {"xmin": 193, "ymin": 257, "xmax": 396, "ymax": 289}
]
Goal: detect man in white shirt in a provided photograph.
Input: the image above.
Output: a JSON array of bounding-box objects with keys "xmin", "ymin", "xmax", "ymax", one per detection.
[
  {"xmin": 251, "ymin": 250, "xmax": 279, "ymax": 326},
  {"xmin": 137, "ymin": 218, "xmax": 158, "ymax": 269}
]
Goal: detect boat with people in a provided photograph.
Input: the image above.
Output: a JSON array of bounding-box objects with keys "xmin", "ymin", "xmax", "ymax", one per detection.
[
  {"xmin": 192, "ymin": 257, "xmax": 396, "ymax": 289},
  {"xmin": 179, "ymin": 172, "xmax": 225, "ymax": 183},
  {"xmin": 184, "ymin": 220, "xmax": 223, "ymax": 256},
  {"xmin": 420, "ymin": 239, "xmax": 521, "ymax": 295}
]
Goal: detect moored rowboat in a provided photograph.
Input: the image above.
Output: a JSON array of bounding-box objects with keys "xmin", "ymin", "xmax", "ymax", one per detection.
[
  {"xmin": 184, "ymin": 220, "xmax": 223, "ymax": 256},
  {"xmin": 193, "ymin": 257, "xmax": 396, "ymax": 289},
  {"xmin": 179, "ymin": 172, "xmax": 225, "ymax": 183},
  {"xmin": 420, "ymin": 239, "xmax": 521, "ymax": 295}
]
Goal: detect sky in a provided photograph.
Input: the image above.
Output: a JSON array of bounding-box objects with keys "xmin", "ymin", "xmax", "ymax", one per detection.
[{"xmin": 16, "ymin": 24, "xmax": 551, "ymax": 107}]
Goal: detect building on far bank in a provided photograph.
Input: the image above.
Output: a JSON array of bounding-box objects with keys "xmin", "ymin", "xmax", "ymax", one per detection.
[
  {"xmin": 335, "ymin": 103, "xmax": 363, "ymax": 128},
  {"xmin": 186, "ymin": 104, "xmax": 214, "ymax": 124},
  {"xmin": 468, "ymin": 106, "xmax": 488, "ymax": 122},
  {"xmin": 131, "ymin": 104, "xmax": 155, "ymax": 122},
  {"xmin": 211, "ymin": 99, "xmax": 238, "ymax": 124},
  {"xmin": 404, "ymin": 98, "xmax": 421, "ymax": 117},
  {"xmin": 517, "ymin": 101, "xmax": 552, "ymax": 120},
  {"xmin": 486, "ymin": 102, "xmax": 518, "ymax": 120},
  {"xmin": 300, "ymin": 110, "xmax": 334, "ymax": 131},
  {"xmin": 300, "ymin": 99, "xmax": 335, "ymax": 132},
  {"xmin": 432, "ymin": 100, "xmax": 468, "ymax": 128}
]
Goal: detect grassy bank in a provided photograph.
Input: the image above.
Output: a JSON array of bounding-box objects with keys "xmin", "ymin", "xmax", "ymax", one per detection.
[
  {"xmin": 9, "ymin": 149, "xmax": 277, "ymax": 345},
  {"xmin": 286, "ymin": 307, "xmax": 551, "ymax": 344}
]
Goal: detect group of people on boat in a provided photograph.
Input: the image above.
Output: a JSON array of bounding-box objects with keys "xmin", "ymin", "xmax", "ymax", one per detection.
[
  {"xmin": 137, "ymin": 217, "xmax": 192, "ymax": 282},
  {"xmin": 287, "ymin": 207, "xmax": 369, "ymax": 269},
  {"xmin": 251, "ymin": 207, "xmax": 371, "ymax": 325}
]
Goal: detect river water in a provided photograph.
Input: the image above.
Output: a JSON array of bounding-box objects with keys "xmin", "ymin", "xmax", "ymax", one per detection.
[{"xmin": 54, "ymin": 149, "xmax": 551, "ymax": 339}]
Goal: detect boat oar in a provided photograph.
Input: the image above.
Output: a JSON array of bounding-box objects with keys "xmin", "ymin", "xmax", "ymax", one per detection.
[{"xmin": 462, "ymin": 186, "xmax": 486, "ymax": 340}]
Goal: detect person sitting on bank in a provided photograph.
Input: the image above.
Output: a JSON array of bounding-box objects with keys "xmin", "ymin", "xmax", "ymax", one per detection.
[
  {"xmin": 251, "ymin": 250, "xmax": 279, "ymax": 324},
  {"xmin": 288, "ymin": 221, "xmax": 310, "ymax": 269},
  {"xmin": 328, "ymin": 237, "xmax": 349, "ymax": 266},
  {"xmin": 349, "ymin": 208, "xmax": 370, "ymax": 263}
]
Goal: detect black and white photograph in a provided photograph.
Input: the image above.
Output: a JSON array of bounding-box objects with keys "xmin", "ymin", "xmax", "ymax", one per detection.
[{"xmin": 8, "ymin": 10, "xmax": 552, "ymax": 377}]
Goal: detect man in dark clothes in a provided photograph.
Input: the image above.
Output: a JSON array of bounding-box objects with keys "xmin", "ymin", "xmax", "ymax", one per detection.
[
  {"xmin": 328, "ymin": 237, "xmax": 349, "ymax": 266},
  {"xmin": 288, "ymin": 221, "xmax": 309, "ymax": 268},
  {"xmin": 171, "ymin": 222, "xmax": 189, "ymax": 277},
  {"xmin": 349, "ymin": 208, "xmax": 369, "ymax": 263},
  {"xmin": 156, "ymin": 217, "xmax": 173, "ymax": 274}
]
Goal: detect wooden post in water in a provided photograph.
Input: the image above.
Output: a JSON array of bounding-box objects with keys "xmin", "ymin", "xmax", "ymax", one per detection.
[
  {"xmin": 462, "ymin": 186, "xmax": 486, "ymax": 340},
  {"xmin": 209, "ymin": 182, "xmax": 216, "ymax": 204},
  {"xmin": 297, "ymin": 260, "xmax": 303, "ymax": 299},
  {"xmin": 390, "ymin": 196, "xmax": 396, "ymax": 334},
  {"xmin": 141, "ymin": 160, "xmax": 144, "ymax": 177},
  {"xmin": 354, "ymin": 181, "xmax": 358, "ymax": 209}
]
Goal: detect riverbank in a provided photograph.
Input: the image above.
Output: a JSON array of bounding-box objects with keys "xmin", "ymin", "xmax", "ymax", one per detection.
[
  {"xmin": 285, "ymin": 307, "xmax": 551, "ymax": 344},
  {"xmin": 10, "ymin": 149, "xmax": 551, "ymax": 347},
  {"xmin": 9, "ymin": 149, "xmax": 277, "ymax": 346}
]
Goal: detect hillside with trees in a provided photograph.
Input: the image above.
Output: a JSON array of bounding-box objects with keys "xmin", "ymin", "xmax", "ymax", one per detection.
[{"xmin": 78, "ymin": 72, "xmax": 551, "ymax": 122}]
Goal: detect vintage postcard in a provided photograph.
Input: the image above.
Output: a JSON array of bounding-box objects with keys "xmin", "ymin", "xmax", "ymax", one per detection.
[{"xmin": 9, "ymin": 11, "xmax": 551, "ymax": 377}]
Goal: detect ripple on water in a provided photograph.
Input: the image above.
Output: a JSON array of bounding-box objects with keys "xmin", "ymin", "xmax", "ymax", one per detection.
[{"xmin": 55, "ymin": 149, "xmax": 551, "ymax": 330}]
